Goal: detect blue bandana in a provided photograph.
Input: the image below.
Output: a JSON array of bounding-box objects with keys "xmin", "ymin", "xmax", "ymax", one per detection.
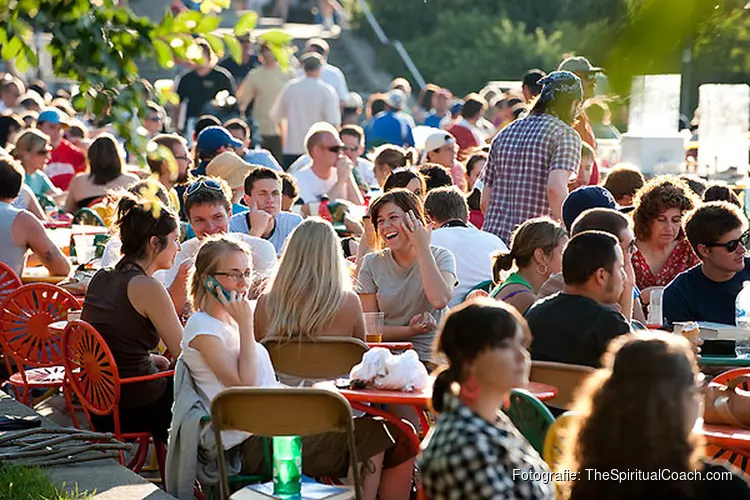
[{"xmin": 538, "ymin": 70, "xmax": 583, "ymax": 103}]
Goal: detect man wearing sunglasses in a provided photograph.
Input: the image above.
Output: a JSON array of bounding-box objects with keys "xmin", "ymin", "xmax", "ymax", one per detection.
[
  {"xmin": 558, "ymin": 56, "xmax": 602, "ymax": 186},
  {"xmin": 664, "ymin": 202, "xmax": 750, "ymax": 326},
  {"xmin": 292, "ymin": 123, "xmax": 364, "ymax": 213}
]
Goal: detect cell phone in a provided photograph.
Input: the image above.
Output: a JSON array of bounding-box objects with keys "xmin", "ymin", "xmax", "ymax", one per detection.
[{"xmin": 204, "ymin": 275, "xmax": 232, "ymax": 302}]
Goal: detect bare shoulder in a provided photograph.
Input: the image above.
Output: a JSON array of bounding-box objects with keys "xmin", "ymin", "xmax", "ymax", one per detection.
[{"xmin": 129, "ymin": 274, "xmax": 167, "ymax": 295}]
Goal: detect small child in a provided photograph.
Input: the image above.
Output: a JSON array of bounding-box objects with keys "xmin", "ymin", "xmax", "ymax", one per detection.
[{"xmin": 569, "ymin": 142, "xmax": 596, "ymax": 191}]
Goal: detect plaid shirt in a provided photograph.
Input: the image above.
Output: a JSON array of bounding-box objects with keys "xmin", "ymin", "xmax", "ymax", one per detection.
[
  {"xmin": 418, "ymin": 393, "xmax": 555, "ymax": 500},
  {"xmin": 482, "ymin": 114, "xmax": 581, "ymax": 242}
]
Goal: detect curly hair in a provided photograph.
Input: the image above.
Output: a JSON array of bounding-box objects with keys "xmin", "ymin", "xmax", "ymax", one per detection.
[
  {"xmin": 561, "ymin": 332, "xmax": 703, "ymax": 500},
  {"xmin": 632, "ymin": 176, "xmax": 699, "ymax": 242}
]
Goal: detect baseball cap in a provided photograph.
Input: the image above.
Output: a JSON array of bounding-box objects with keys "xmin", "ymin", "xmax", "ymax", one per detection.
[
  {"xmin": 385, "ymin": 89, "xmax": 407, "ymax": 111},
  {"xmin": 424, "ymin": 131, "xmax": 455, "ymax": 153},
  {"xmin": 197, "ymin": 126, "xmax": 243, "ymax": 154},
  {"xmin": 557, "ymin": 56, "xmax": 603, "ymax": 74},
  {"xmin": 344, "ymin": 92, "xmax": 363, "ymax": 110},
  {"xmin": 37, "ymin": 108, "xmax": 70, "ymax": 127},
  {"xmin": 206, "ymin": 152, "xmax": 255, "ymax": 190},
  {"xmin": 563, "ymin": 185, "xmax": 627, "ymax": 231},
  {"xmin": 301, "ymin": 52, "xmax": 324, "ymax": 72}
]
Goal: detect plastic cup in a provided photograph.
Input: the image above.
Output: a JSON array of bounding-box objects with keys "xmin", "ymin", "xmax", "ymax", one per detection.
[
  {"xmin": 73, "ymin": 234, "xmax": 96, "ymax": 264},
  {"xmin": 364, "ymin": 312, "xmax": 384, "ymax": 343}
]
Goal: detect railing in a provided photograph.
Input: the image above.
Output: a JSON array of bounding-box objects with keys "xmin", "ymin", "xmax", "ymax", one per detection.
[{"xmin": 355, "ymin": 0, "xmax": 426, "ymax": 89}]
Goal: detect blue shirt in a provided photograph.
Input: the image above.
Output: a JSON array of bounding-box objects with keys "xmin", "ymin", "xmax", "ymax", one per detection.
[
  {"xmin": 663, "ymin": 258, "xmax": 750, "ymax": 326},
  {"xmin": 364, "ymin": 111, "xmax": 415, "ymax": 151},
  {"xmin": 229, "ymin": 210, "xmax": 303, "ymax": 255},
  {"xmin": 244, "ymin": 149, "xmax": 282, "ymax": 171},
  {"xmin": 424, "ymin": 112, "xmax": 449, "ymax": 129},
  {"xmin": 25, "ymin": 171, "xmax": 56, "ymax": 198}
]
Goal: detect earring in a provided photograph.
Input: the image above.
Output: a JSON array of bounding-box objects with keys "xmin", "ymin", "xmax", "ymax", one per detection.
[
  {"xmin": 537, "ymin": 263, "xmax": 549, "ymax": 276},
  {"xmin": 460, "ymin": 374, "xmax": 481, "ymax": 405}
]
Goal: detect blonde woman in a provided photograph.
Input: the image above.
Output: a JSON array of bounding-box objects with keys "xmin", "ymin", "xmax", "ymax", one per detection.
[
  {"xmin": 254, "ymin": 217, "xmax": 365, "ymax": 342},
  {"xmin": 11, "ymin": 129, "xmax": 62, "ymax": 203},
  {"xmin": 182, "ymin": 235, "xmax": 417, "ymax": 500}
]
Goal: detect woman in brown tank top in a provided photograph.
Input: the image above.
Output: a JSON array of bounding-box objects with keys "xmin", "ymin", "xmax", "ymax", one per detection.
[{"xmin": 81, "ymin": 193, "xmax": 183, "ymax": 441}]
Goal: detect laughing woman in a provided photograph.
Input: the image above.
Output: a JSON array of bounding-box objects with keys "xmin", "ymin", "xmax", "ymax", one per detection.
[{"xmin": 355, "ymin": 189, "xmax": 457, "ymax": 365}]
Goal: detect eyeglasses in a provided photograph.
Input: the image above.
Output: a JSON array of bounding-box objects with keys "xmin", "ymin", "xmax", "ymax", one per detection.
[
  {"xmin": 213, "ymin": 270, "xmax": 253, "ymax": 281},
  {"xmin": 704, "ymin": 231, "xmax": 750, "ymax": 253},
  {"xmin": 326, "ymin": 145, "xmax": 344, "ymax": 153},
  {"xmin": 625, "ymin": 239, "xmax": 636, "ymax": 256},
  {"xmin": 147, "ymin": 115, "xmax": 162, "ymax": 121},
  {"xmin": 186, "ymin": 178, "xmax": 222, "ymax": 196}
]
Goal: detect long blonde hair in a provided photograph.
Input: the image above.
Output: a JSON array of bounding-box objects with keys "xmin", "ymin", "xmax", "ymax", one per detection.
[
  {"xmin": 264, "ymin": 218, "xmax": 351, "ymax": 341},
  {"xmin": 11, "ymin": 129, "xmax": 50, "ymax": 161},
  {"xmin": 188, "ymin": 236, "xmax": 253, "ymax": 311}
]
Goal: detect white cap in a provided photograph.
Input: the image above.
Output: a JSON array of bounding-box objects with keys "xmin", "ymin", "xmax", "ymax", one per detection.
[
  {"xmin": 386, "ymin": 89, "xmax": 407, "ymax": 111},
  {"xmin": 424, "ymin": 131, "xmax": 455, "ymax": 153}
]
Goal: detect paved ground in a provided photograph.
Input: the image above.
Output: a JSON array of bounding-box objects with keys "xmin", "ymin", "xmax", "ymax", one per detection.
[{"xmin": 1, "ymin": 392, "xmax": 173, "ymax": 499}]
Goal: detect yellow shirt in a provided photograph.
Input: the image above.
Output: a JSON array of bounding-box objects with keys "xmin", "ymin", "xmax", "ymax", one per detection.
[{"xmin": 237, "ymin": 65, "xmax": 294, "ymax": 136}]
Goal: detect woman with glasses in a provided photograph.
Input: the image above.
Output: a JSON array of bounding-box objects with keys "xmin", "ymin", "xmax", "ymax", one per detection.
[
  {"xmin": 631, "ymin": 176, "xmax": 700, "ymax": 312},
  {"xmin": 10, "ymin": 129, "xmax": 61, "ymax": 206},
  {"xmin": 81, "ymin": 192, "xmax": 183, "ymax": 443},
  {"xmin": 64, "ymin": 133, "xmax": 140, "ymax": 213},
  {"xmin": 182, "ymin": 234, "xmax": 416, "ymax": 500},
  {"xmin": 560, "ymin": 332, "xmax": 750, "ymax": 500}
]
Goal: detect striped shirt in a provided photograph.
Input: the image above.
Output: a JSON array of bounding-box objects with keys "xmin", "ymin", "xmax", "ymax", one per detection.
[{"xmin": 481, "ymin": 113, "xmax": 581, "ymax": 242}]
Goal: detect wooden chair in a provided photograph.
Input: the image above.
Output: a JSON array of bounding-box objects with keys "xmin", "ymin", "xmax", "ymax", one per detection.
[
  {"xmin": 704, "ymin": 368, "xmax": 750, "ymax": 475},
  {"xmin": 211, "ymin": 387, "xmax": 363, "ymax": 500},
  {"xmin": 505, "ymin": 388, "xmax": 555, "ymax": 454},
  {"xmin": 0, "ymin": 283, "xmax": 80, "ymax": 406},
  {"xmin": 261, "ymin": 337, "xmax": 369, "ymax": 382},
  {"xmin": 62, "ymin": 320, "xmax": 172, "ymax": 483},
  {"xmin": 529, "ymin": 361, "xmax": 594, "ymax": 410}
]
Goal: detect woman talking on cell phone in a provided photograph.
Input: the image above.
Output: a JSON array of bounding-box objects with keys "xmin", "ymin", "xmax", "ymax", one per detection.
[{"xmin": 180, "ymin": 235, "xmax": 417, "ymax": 500}]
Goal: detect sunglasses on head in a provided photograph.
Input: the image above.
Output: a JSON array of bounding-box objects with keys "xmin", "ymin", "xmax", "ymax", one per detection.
[
  {"xmin": 704, "ymin": 230, "xmax": 750, "ymax": 253},
  {"xmin": 186, "ymin": 178, "xmax": 223, "ymax": 196}
]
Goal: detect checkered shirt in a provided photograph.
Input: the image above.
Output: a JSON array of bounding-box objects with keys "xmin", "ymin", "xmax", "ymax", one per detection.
[
  {"xmin": 418, "ymin": 393, "xmax": 555, "ymax": 500},
  {"xmin": 481, "ymin": 114, "xmax": 581, "ymax": 242}
]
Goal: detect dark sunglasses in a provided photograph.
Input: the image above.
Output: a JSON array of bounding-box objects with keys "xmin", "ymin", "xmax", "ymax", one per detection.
[
  {"xmin": 326, "ymin": 145, "xmax": 344, "ymax": 153},
  {"xmin": 704, "ymin": 231, "xmax": 750, "ymax": 253},
  {"xmin": 147, "ymin": 115, "xmax": 162, "ymax": 121},
  {"xmin": 186, "ymin": 178, "xmax": 222, "ymax": 196}
]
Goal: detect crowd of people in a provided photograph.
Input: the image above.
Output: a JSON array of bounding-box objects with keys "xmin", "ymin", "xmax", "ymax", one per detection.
[{"xmin": 2, "ymin": 32, "xmax": 750, "ymax": 499}]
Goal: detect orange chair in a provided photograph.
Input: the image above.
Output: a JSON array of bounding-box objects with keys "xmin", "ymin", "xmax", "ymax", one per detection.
[
  {"xmin": 705, "ymin": 368, "xmax": 750, "ymax": 475},
  {"xmin": 62, "ymin": 320, "xmax": 171, "ymax": 482},
  {"xmin": 0, "ymin": 262, "xmax": 22, "ymax": 307},
  {"xmin": 0, "ymin": 283, "xmax": 80, "ymax": 406}
]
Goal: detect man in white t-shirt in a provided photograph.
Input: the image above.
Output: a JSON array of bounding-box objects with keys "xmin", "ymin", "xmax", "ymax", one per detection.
[
  {"xmin": 163, "ymin": 177, "xmax": 277, "ymax": 315},
  {"xmin": 292, "ymin": 123, "xmax": 364, "ymax": 214},
  {"xmin": 424, "ymin": 186, "xmax": 508, "ymax": 307},
  {"xmin": 271, "ymin": 53, "xmax": 340, "ymax": 169},
  {"xmin": 303, "ymin": 38, "xmax": 349, "ymax": 106}
]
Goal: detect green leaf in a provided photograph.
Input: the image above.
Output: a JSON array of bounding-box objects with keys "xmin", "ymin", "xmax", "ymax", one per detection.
[
  {"xmin": 194, "ymin": 16, "xmax": 221, "ymax": 34},
  {"xmin": 24, "ymin": 45, "xmax": 37, "ymax": 67},
  {"xmin": 0, "ymin": 27, "xmax": 7, "ymax": 46},
  {"xmin": 72, "ymin": 94, "xmax": 87, "ymax": 112},
  {"xmin": 203, "ymin": 33, "xmax": 225, "ymax": 58},
  {"xmin": 153, "ymin": 39, "xmax": 174, "ymax": 68},
  {"xmin": 269, "ymin": 43, "xmax": 291, "ymax": 71},
  {"xmin": 174, "ymin": 10, "xmax": 202, "ymax": 32},
  {"xmin": 234, "ymin": 11, "xmax": 258, "ymax": 36},
  {"xmin": 1, "ymin": 36, "xmax": 23, "ymax": 60},
  {"xmin": 223, "ymin": 33, "xmax": 242, "ymax": 63},
  {"xmin": 258, "ymin": 29, "xmax": 293, "ymax": 45},
  {"xmin": 14, "ymin": 49, "xmax": 29, "ymax": 73}
]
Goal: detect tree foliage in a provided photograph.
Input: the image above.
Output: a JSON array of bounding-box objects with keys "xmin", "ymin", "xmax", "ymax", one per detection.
[{"xmin": 0, "ymin": 0, "xmax": 266, "ymax": 164}]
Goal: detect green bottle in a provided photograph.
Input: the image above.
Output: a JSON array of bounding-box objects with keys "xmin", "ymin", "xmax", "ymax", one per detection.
[{"xmin": 273, "ymin": 435, "xmax": 302, "ymax": 495}]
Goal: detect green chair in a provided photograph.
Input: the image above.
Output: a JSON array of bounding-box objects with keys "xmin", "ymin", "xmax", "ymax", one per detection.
[
  {"xmin": 505, "ymin": 388, "xmax": 555, "ymax": 454},
  {"xmin": 462, "ymin": 280, "xmax": 494, "ymax": 302}
]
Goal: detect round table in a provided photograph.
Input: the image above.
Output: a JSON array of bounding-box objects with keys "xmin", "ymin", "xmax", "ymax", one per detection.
[
  {"xmin": 699, "ymin": 421, "xmax": 750, "ymax": 450},
  {"xmin": 21, "ymin": 267, "xmax": 68, "ymax": 284},
  {"xmin": 699, "ymin": 355, "xmax": 750, "ymax": 368},
  {"xmin": 314, "ymin": 380, "xmax": 559, "ymax": 448},
  {"xmin": 366, "ymin": 342, "xmax": 413, "ymax": 351}
]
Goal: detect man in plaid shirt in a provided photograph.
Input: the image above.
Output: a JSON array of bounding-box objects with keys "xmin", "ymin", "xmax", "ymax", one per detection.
[{"xmin": 481, "ymin": 71, "xmax": 583, "ymax": 243}]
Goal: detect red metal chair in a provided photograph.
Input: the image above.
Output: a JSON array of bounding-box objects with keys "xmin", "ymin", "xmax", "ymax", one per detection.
[
  {"xmin": 62, "ymin": 320, "xmax": 171, "ymax": 483},
  {"xmin": 705, "ymin": 368, "xmax": 750, "ymax": 475},
  {"xmin": 0, "ymin": 262, "xmax": 22, "ymax": 307},
  {"xmin": 0, "ymin": 283, "xmax": 80, "ymax": 406}
]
